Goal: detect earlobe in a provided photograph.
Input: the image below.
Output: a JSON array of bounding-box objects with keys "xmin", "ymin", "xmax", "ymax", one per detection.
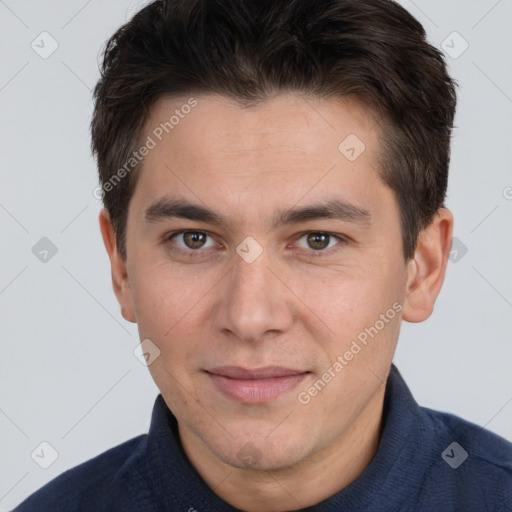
[
  {"xmin": 401, "ymin": 208, "xmax": 454, "ymax": 323},
  {"xmin": 98, "ymin": 208, "xmax": 137, "ymax": 323}
]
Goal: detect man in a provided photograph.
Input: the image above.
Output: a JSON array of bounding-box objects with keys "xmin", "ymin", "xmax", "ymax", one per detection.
[{"xmin": 14, "ymin": 0, "xmax": 512, "ymax": 510}]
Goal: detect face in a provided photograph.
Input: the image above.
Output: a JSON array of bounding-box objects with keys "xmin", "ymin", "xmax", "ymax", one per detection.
[{"xmin": 109, "ymin": 93, "xmax": 414, "ymax": 471}]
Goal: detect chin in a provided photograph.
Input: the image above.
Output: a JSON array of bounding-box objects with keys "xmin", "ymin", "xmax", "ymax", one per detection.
[{"xmin": 212, "ymin": 433, "xmax": 311, "ymax": 472}]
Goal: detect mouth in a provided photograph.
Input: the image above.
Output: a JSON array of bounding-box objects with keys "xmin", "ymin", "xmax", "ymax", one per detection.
[{"xmin": 205, "ymin": 366, "xmax": 311, "ymax": 403}]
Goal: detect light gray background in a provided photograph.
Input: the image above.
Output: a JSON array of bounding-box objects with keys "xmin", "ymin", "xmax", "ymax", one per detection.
[{"xmin": 1, "ymin": 0, "xmax": 511, "ymax": 509}]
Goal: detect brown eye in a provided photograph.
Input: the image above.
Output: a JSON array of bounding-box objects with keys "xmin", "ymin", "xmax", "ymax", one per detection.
[
  {"xmin": 182, "ymin": 231, "xmax": 207, "ymax": 249},
  {"xmin": 294, "ymin": 232, "xmax": 345, "ymax": 256},
  {"xmin": 307, "ymin": 233, "xmax": 331, "ymax": 250},
  {"xmin": 170, "ymin": 231, "xmax": 215, "ymax": 251}
]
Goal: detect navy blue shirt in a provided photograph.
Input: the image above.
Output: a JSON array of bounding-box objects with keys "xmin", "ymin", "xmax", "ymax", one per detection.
[{"xmin": 13, "ymin": 364, "xmax": 512, "ymax": 511}]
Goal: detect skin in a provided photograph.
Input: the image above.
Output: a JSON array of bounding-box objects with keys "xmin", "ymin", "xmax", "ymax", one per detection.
[{"xmin": 99, "ymin": 92, "xmax": 453, "ymax": 511}]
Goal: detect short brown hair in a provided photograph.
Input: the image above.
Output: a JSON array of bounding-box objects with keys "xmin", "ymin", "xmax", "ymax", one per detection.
[{"xmin": 91, "ymin": 0, "xmax": 458, "ymax": 261}]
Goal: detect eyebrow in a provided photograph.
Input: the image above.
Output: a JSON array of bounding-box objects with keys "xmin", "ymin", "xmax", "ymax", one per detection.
[{"xmin": 144, "ymin": 197, "xmax": 372, "ymax": 229}]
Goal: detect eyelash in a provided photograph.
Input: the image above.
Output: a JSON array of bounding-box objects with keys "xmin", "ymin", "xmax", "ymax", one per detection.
[{"xmin": 165, "ymin": 230, "xmax": 347, "ymax": 259}]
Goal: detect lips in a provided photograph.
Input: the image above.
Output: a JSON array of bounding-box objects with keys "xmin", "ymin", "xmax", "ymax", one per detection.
[
  {"xmin": 209, "ymin": 366, "xmax": 306, "ymax": 379},
  {"xmin": 205, "ymin": 366, "xmax": 310, "ymax": 403}
]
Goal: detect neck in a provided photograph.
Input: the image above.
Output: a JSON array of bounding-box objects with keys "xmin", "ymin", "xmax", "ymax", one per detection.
[{"xmin": 178, "ymin": 384, "xmax": 386, "ymax": 511}]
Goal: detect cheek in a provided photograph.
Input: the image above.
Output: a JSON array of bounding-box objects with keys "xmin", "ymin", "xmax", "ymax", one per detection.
[
  {"xmin": 130, "ymin": 260, "xmax": 212, "ymax": 337},
  {"xmin": 132, "ymin": 268, "xmax": 207, "ymax": 404},
  {"xmin": 298, "ymin": 264, "xmax": 405, "ymax": 360},
  {"xmin": 297, "ymin": 268, "xmax": 394, "ymax": 326}
]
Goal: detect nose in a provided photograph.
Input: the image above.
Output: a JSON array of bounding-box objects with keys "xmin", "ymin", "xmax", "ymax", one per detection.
[{"xmin": 213, "ymin": 250, "xmax": 295, "ymax": 343}]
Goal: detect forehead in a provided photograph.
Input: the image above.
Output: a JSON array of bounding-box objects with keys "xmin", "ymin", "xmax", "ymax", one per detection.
[
  {"xmin": 144, "ymin": 92, "xmax": 380, "ymax": 156},
  {"xmin": 130, "ymin": 92, "xmax": 391, "ymax": 223}
]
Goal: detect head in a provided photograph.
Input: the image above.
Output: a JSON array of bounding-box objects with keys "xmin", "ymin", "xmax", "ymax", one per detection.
[{"xmin": 94, "ymin": 0, "xmax": 456, "ymax": 474}]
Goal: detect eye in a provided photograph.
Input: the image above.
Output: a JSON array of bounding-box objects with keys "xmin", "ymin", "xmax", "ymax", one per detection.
[
  {"xmin": 168, "ymin": 230, "xmax": 217, "ymax": 251},
  {"xmin": 294, "ymin": 232, "xmax": 345, "ymax": 254},
  {"xmin": 165, "ymin": 230, "xmax": 346, "ymax": 258}
]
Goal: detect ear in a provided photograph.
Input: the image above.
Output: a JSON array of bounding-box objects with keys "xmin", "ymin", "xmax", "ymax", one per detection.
[
  {"xmin": 98, "ymin": 208, "xmax": 137, "ymax": 323},
  {"xmin": 402, "ymin": 208, "xmax": 454, "ymax": 323}
]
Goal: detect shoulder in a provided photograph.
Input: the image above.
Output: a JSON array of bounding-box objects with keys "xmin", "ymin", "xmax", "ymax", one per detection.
[
  {"xmin": 424, "ymin": 405, "xmax": 512, "ymax": 469},
  {"xmin": 417, "ymin": 406, "xmax": 512, "ymax": 510},
  {"xmin": 12, "ymin": 435, "xmax": 149, "ymax": 512}
]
